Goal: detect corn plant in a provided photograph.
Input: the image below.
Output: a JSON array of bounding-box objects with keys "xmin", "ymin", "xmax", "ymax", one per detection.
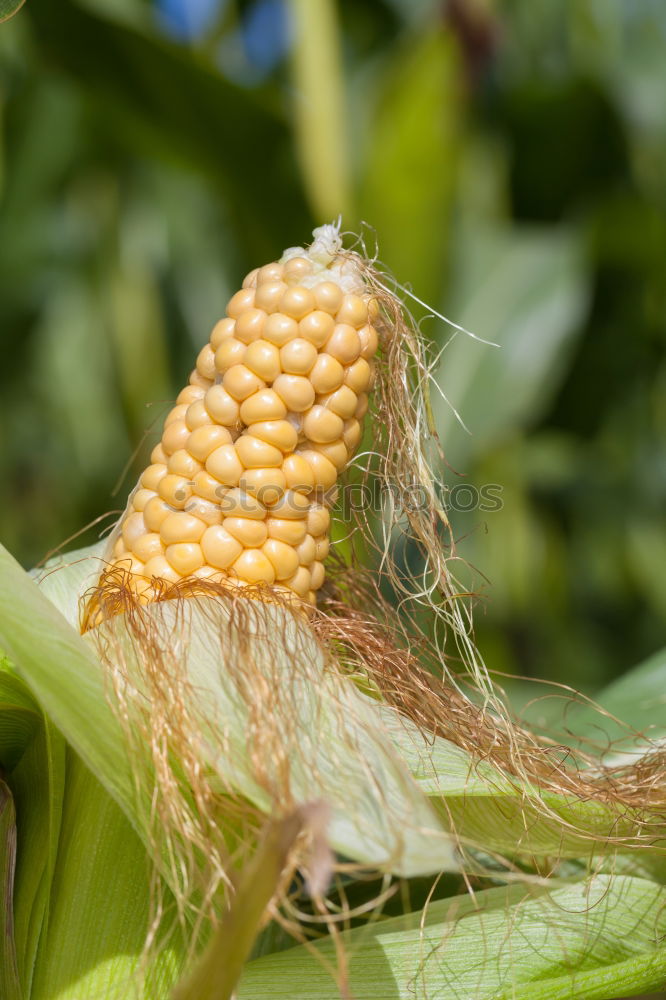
[{"xmin": 1, "ymin": 224, "xmax": 666, "ymax": 1000}]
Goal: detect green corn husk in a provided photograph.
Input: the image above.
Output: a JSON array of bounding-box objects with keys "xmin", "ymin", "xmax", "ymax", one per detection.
[{"xmin": 1, "ymin": 537, "xmax": 666, "ymax": 999}]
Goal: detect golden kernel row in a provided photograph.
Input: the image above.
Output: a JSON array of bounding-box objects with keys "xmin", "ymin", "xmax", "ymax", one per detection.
[{"xmin": 106, "ymin": 255, "xmax": 379, "ymax": 605}]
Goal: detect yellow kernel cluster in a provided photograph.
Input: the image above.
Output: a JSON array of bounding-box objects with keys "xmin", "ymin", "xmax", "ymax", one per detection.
[{"xmin": 108, "ymin": 251, "xmax": 378, "ymax": 605}]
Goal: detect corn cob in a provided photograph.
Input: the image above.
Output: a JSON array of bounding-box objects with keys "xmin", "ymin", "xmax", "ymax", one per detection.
[{"xmin": 105, "ymin": 224, "xmax": 378, "ymax": 606}]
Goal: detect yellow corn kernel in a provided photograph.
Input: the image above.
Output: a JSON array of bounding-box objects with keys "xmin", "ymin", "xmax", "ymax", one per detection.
[
  {"xmin": 210, "ymin": 317, "xmax": 235, "ymax": 349},
  {"xmin": 232, "ymin": 549, "xmax": 276, "ymax": 585},
  {"xmin": 280, "ymin": 286, "xmax": 315, "ymax": 320},
  {"xmin": 187, "ymin": 425, "xmax": 233, "ymax": 463},
  {"xmin": 103, "ymin": 225, "xmax": 379, "ymax": 605},
  {"xmin": 218, "ymin": 488, "xmax": 266, "ymax": 520},
  {"xmin": 281, "ymin": 454, "xmax": 315, "ymax": 492},
  {"xmin": 158, "ymin": 474, "xmax": 193, "ymax": 509},
  {"xmin": 226, "ymin": 288, "xmax": 255, "ymax": 319},
  {"xmin": 264, "ymin": 312, "xmax": 299, "ymax": 347},
  {"xmin": 143, "ymin": 555, "xmax": 180, "ymax": 583},
  {"xmin": 313, "ymin": 281, "xmax": 343, "ymax": 315},
  {"xmin": 159, "ymin": 512, "xmax": 206, "ymax": 545},
  {"xmin": 177, "ymin": 384, "xmax": 206, "ymax": 406},
  {"xmin": 185, "ymin": 399, "xmax": 214, "ymax": 430},
  {"xmin": 325, "ymin": 324, "xmax": 361, "ymax": 365},
  {"xmin": 132, "ymin": 532, "xmax": 163, "ymax": 563},
  {"xmin": 254, "ymin": 280, "xmax": 287, "ymax": 313},
  {"xmin": 344, "ymin": 357, "xmax": 372, "ymax": 394},
  {"xmin": 239, "ymin": 388, "xmax": 287, "ymax": 424},
  {"xmin": 166, "ymin": 542, "xmax": 205, "ymax": 575},
  {"xmin": 299, "ymin": 310, "xmax": 335, "ymax": 348},
  {"xmin": 205, "ymin": 444, "xmax": 244, "ymax": 487},
  {"xmin": 168, "ymin": 449, "xmax": 203, "ymax": 479},
  {"xmin": 248, "ymin": 420, "xmax": 299, "ymax": 453},
  {"xmin": 234, "ymin": 434, "xmax": 283, "ymax": 469},
  {"xmin": 322, "ymin": 385, "xmax": 358, "ymax": 419},
  {"xmin": 244, "ymin": 340, "xmax": 282, "ymax": 381},
  {"xmin": 201, "ymin": 525, "xmax": 243, "ymax": 569},
  {"xmin": 234, "ymin": 308, "xmax": 267, "ymax": 345},
  {"xmin": 132, "ymin": 488, "xmax": 156, "ymax": 512},
  {"xmin": 162, "ymin": 421, "xmax": 190, "ymax": 455},
  {"xmin": 302, "ymin": 405, "xmax": 344, "ymax": 444},
  {"xmin": 266, "ymin": 517, "xmax": 307, "ymax": 546},
  {"xmin": 143, "ymin": 496, "xmax": 172, "ymax": 532},
  {"xmin": 272, "ymin": 374, "xmax": 315, "ymax": 412},
  {"xmin": 215, "ymin": 338, "xmax": 246, "ymax": 372},
  {"xmin": 223, "ymin": 517, "xmax": 268, "ymax": 549},
  {"xmin": 280, "ymin": 338, "xmax": 318, "ymax": 375},
  {"xmin": 223, "ymin": 364, "xmax": 265, "ymax": 401},
  {"xmin": 240, "ymin": 467, "xmax": 287, "ymax": 505},
  {"xmin": 295, "ymin": 534, "xmax": 316, "ymax": 566},
  {"xmin": 196, "ymin": 343, "xmax": 217, "ymax": 381},
  {"xmin": 151, "ymin": 443, "xmax": 169, "ymax": 465},
  {"xmin": 204, "ymin": 385, "xmax": 241, "ymax": 426},
  {"xmin": 262, "ymin": 538, "xmax": 300, "ymax": 581},
  {"xmin": 309, "ymin": 354, "xmax": 344, "ymax": 394}
]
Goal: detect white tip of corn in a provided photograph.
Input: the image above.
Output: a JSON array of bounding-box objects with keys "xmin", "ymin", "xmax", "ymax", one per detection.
[
  {"xmin": 279, "ymin": 219, "xmax": 365, "ymax": 294},
  {"xmin": 309, "ymin": 220, "xmax": 343, "ymax": 265}
]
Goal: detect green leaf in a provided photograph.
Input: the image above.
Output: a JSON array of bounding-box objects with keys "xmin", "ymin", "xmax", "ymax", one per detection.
[
  {"xmin": 8, "ymin": 697, "xmax": 65, "ymax": 995},
  {"xmin": 0, "ymin": 780, "xmax": 20, "ymax": 1000},
  {"xmin": 433, "ymin": 222, "xmax": 590, "ymax": 468},
  {"xmin": 29, "ymin": 540, "xmax": 107, "ymax": 630},
  {"xmin": 238, "ymin": 875, "xmax": 666, "ymax": 999},
  {"xmin": 382, "ymin": 706, "xmax": 654, "ymax": 862},
  {"xmin": 0, "ymin": 556, "xmax": 185, "ymax": 997},
  {"xmin": 360, "ymin": 28, "xmax": 461, "ymax": 305},
  {"xmin": 30, "ymin": 750, "xmax": 185, "ymax": 1000},
  {"xmin": 0, "ymin": 657, "xmax": 66, "ymax": 996},
  {"xmin": 563, "ymin": 646, "xmax": 666, "ymax": 749},
  {"xmin": 288, "ymin": 0, "xmax": 352, "ymax": 220},
  {"xmin": 0, "ymin": 543, "xmax": 138, "ymax": 835},
  {"xmin": 0, "ymin": 0, "xmax": 26, "ymax": 24}
]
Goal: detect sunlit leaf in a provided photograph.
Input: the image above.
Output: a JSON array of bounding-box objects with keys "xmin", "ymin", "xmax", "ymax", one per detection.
[
  {"xmin": 434, "ymin": 222, "xmax": 590, "ymax": 468},
  {"xmin": 239, "ymin": 875, "xmax": 666, "ymax": 999},
  {"xmin": 29, "ymin": 539, "xmax": 107, "ymax": 629},
  {"xmin": 382, "ymin": 705, "xmax": 651, "ymax": 862},
  {"xmin": 289, "ymin": 0, "xmax": 351, "ymax": 220},
  {"xmin": 551, "ymin": 646, "xmax": 666, "ymax": 755}
]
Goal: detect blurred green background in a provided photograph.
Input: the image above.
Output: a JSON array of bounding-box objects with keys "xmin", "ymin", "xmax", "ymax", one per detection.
[{"xmin": 0, "ymin": 0, "xmax": 664, "ymax": 697}]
